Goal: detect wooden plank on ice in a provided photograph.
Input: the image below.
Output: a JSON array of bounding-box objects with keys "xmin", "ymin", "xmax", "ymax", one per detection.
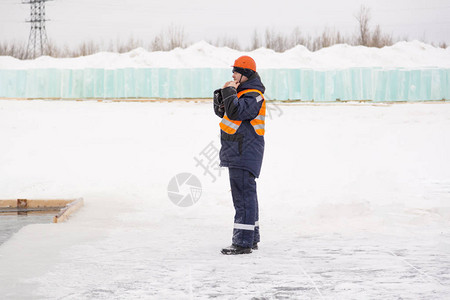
[
  {"xmin": 0, "ymin": 200, "xmax": 17, "ymax": 208},
  {"xmin": 53, "ymin": 198, "xmax": 84, "ymax": 223}
]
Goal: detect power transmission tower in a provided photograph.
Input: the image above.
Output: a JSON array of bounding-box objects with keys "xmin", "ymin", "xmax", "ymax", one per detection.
[{"xmin": 23, "ymin": 0, "xmax": 51, "ymax": 59}]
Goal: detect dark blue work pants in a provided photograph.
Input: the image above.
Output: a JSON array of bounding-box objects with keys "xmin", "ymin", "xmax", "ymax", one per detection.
[{"xmin": 229, "ymin": 168, "xmax": 260, "ymax": 248}]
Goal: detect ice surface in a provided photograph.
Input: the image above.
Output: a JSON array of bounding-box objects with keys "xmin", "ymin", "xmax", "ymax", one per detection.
[
  {"xmin": 0, "ymin": 100, "xmax": 449, "ymax": 298},
  {"xmin": 0, "ymin": 213, "xmax": 57, "ymax": 246}
]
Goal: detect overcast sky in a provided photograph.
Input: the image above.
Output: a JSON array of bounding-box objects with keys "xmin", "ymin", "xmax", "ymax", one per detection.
[{"xmin": 1, "ymin": 0, "xmax": 449, "ymax": 49}]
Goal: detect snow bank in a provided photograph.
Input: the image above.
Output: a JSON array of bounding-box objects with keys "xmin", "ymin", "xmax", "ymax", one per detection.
[{"xmin": 0, "ymin": 40, "xmax": 449, "ymax": 69}]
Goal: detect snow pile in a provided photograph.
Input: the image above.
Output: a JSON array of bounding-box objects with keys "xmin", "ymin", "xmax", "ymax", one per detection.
[{"xmin": 0, "ymin": 40, "xmax": 449, "ymax": 69}]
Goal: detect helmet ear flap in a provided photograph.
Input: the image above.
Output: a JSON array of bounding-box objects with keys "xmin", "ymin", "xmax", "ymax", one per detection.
[{"xmin": 233, "ymin": 67, "xmax": 255, "ymax": 79}]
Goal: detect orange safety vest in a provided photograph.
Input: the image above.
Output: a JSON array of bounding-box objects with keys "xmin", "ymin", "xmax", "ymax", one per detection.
[{"xmin": 219, "ymin": 89, "xmax": 266, "ymax": 136}]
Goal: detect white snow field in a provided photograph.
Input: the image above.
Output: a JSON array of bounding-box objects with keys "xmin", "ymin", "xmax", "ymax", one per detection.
[{"xmin": 0, "ymin": 99, "xmax": 449, "ymax": 299}]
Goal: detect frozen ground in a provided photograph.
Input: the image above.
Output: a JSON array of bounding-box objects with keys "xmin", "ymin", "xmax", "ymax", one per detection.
[{"xmin": 0, "ymin": 99, "xmax": 449, "ymax": 299}]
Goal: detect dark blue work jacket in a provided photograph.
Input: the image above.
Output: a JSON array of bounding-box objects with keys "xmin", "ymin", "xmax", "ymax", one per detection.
[{"xmin": 214, "ymin": 73, "xmax": 266, "ymax": 178}]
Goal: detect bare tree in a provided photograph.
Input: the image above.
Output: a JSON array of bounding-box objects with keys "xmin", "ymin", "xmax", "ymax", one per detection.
[
  {"xmin": 117, "ymin": 37, "xmax": 143, "ymax": 53},
  {"xmin": 355, "ymin": 5, "xmax": 371, "ymax": 46},
  {"xmin": 264, "ymin": 28, "xmax": 276, "ymax": 50},
  {"xmin": 264, "ymin": 28, "xmax": 290, "ymax": 52},
  {"xmin": 150, "ymin": 34, "xmax": 165, "ymax": 51},
  {"xmin": 0, "ymin": 40, "xmax": 27, "ymax": 59},
  {"xmin": 46, "ymin": 39, "xmax": 60, "ymax": 57},
  {"xmin": 149, "ymin": 25, "xmax": 187, "ymax": 51},
  {"xmin": 250, "ymin": 29, "xmax": 261, "ymax": 50},
  {"xmin": 320, "ymin": 27, "xmax": 333, "ymax": 48},
  {"xmin": 273, "ymin": 34, "xmax": 287, "ymax": 52},
  {"xmin": 167, "ymin": 24, "xmax": 186, "ymax": 50},
  {"xmin": 222, "ymin": 36, "xmax": 242, "ymax": 50},
  {"xmin": 381, "ymin": 31, "xmax": 394, "ymax": 47},
  {"xmin": 290, "ymin": 27, "xmax": 311, "ymax": 49},
  {"xmin": 370, "ymin": 24, "xmax": 382, "ymax": 47},
  {"xmin": 72, "ymin": 40, "xmax": 100, "ymax": 57},
  {"xmin": 335, "ymin": 31, "xmax": 345, "ymax": 44}
]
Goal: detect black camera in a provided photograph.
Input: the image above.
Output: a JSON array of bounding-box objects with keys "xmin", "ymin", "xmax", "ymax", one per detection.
[{"xmin": 214, "ymin": 89, "xmax": 223, "ymax": 105}]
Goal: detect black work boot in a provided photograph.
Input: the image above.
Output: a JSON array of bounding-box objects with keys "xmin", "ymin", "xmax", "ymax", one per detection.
[
  {"xmin": 252, "ymin": 243, "xmax": 258, "ymax": 250},
  {"xmin": 221, "ymin": 244, "xmax": 252, "ymax": 255}
]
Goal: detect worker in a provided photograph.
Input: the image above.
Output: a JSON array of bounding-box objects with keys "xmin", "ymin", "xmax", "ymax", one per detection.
[{"xmin": 213, "ymin": 55, "xmax": 266, "ymax": 255}]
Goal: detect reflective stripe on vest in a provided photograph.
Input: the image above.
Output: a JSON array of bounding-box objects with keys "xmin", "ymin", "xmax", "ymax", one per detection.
[{"xmin": 219, "ymin": 89, "xmax": 266, "ymax": 136}]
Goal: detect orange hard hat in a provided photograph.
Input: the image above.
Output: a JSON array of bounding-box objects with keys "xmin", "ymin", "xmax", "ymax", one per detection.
[{"xmin": 233, "ymin": 56, "xmax": 256, "ymax": 72}]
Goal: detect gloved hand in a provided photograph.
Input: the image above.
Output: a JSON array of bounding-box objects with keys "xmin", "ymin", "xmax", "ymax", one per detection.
[{"xmin": 213, "ymin": 88, "xmax": 224, "ymax": 112}]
